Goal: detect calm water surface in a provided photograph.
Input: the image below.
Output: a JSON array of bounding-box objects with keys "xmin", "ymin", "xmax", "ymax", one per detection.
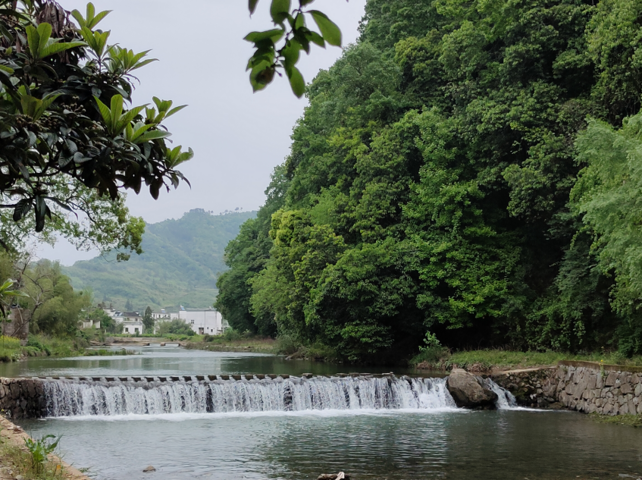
[{"xmin": 8, "ymin": 347, "xmax": 642, "ymax": 480}]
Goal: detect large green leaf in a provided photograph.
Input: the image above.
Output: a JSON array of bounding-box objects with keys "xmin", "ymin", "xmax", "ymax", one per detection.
[
  {"xmin": 309, "ymin": 10, "xmax": 341, "ymax": 46},
  {"xmin": 270, "ymin": 0, "xmax": 290, "ymax": 24},
  {"xmin": 287, "ymin": 66, "xmax": 305, "ymax": 98},
  {"xmin": 245, "ymin": 29, "xmax": 285, "ymax": 44},
  {"xmin": 94, "ymin": 96, "xmax": 112, "ymax": 126}
]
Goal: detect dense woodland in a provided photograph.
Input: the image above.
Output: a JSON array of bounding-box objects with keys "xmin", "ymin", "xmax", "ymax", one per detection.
[{"xmin": 217, "ymin": 0, "xmax": 642, "ymax": 363}]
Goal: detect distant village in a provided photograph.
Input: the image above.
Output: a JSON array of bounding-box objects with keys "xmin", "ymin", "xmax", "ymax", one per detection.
[{"xmin": 81, "ymin": 307, "xmax": 229, "ymax": 336}]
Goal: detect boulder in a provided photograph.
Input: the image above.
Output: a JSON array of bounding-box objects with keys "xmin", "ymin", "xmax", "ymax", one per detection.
[
  {"xmin": 446, "ymin": 369, "xmax": 498, "ymax": 409},
  {"xmin": 143, "ymin": 465, "xmax": 156, "ymax": 472}
]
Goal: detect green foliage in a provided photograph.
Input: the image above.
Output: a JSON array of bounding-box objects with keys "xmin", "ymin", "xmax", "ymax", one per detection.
[
  {"xmin": 64, "ymin": 210, "xmax": 254, "ymax": 310},
  {"xmin": 589, "ymin": 413, "xmax": 642, "ymax": 428},
  {"xmin": 571, "ymin": 113, "xmax": 642, "ymax": 356},
  {"xmin": 24, "ymin": 435, "xmax": 60, "ymax": 475},
  {"xmin": 0, "ymin": 1, "xmax": 190, "ymax": 257},
  {"xmin": 219, "ymin": 0, "xmax": 642, "ymax": 363},
  {"xmin": 274, "ymin": 334, "xmax": 300, "ymax": 355},
  {"xmin": 156, "ymin": 319, "xmax": 195, "ymax": 337},
  {"xmin": 245, "ymin": 0, "xmax": 343, "ymax": 97},
  {"xmin": 215, "ymin": 169, "xmax": 287, "ymax": 335},
  {"xmin": 142, "ymin": 306, "xmax": 154, "ymax": 332}
]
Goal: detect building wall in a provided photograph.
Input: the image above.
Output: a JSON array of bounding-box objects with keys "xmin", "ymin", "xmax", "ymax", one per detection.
[
  {"xmin": 178, "ymin": 309, "xmax": 222, "ymax": 335},
  {"xmin": 123, "ymin": 322, "xmax": 143, "ymax": 334}
]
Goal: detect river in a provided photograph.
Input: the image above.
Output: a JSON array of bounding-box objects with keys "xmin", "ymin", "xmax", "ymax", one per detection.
[{"xmin": 3, "ymin": 346, "xmax": 642, "ymax": 479}]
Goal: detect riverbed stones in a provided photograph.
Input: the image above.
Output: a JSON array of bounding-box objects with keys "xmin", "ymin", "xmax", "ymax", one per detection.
[{"xmin": 446, "ymin": 369, "xmax": 497, "ymax": 409}]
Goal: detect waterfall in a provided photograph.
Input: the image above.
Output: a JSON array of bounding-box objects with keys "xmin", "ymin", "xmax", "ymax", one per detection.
[
  {"xmin": 41, "ymin": 375, "xmax": 516, "ymax": 417},
  {"xmin": 484, "ymin": 378, "xmax": 518, "ymax": 408}
]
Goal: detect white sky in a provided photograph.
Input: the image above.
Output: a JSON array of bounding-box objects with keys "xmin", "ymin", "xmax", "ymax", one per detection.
[{"xmin": 36, "ymin": 0, "xmax": 367, "ymax": 265}]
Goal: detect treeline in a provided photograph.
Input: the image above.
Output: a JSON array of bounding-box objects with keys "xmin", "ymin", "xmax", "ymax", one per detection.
[
  {"xmin": 0, "ymin": 254, "xmax": 97, "ymax": 336},
  {"xmin": 217, "ymin": 0, "xmax": 642, "ymax": 363}
]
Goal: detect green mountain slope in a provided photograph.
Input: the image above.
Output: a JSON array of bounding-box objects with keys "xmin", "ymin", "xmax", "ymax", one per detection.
[{"xmin": 64, "ymin": 210, "xmax": 255, "ymax": 311}]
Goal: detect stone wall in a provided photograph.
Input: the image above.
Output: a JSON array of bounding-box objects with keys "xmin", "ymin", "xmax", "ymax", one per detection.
[
  {"xmin": 0, "ymin": 378, "xmax": 45, "ymax": 419},
  {"xmin": 493, "ymin": 361, "xmax": 642, "ymax": 415},
  {"xmin": 491, "ymin": 367, "xmax": 558, "ymax": 408}
]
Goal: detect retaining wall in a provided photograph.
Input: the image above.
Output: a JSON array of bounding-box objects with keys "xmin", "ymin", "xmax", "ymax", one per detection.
[
  {"xmin": 493, "ymin": 361, "xmax": 642, "ymax": 415},
  {"xmin": 0, "ymin": 378, "xmax": 45, "ymax": 419}
]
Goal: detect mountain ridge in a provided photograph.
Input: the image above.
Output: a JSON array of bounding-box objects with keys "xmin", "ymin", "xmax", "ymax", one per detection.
[{"xmin": 63, "ymin": 209, "xmax": 255, "ymax": 311}]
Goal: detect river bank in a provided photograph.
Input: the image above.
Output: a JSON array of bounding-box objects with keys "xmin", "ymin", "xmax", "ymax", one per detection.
[
  {"xmin": 0, "ymin": 416, "xmax": 87, "ymax": 480},
  {"xmin": 413, "ymin": 349, "xmax": 642, "ymax": 374}
]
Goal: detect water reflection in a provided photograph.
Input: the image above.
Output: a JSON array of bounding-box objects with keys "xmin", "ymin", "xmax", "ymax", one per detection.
[
  {"xmin": 0, "ymin": 346, "xmax": 422, "ymax": 378},
  {"xmin": 20, "ymin": 410, "xmax": 642, "ymax": 480}
]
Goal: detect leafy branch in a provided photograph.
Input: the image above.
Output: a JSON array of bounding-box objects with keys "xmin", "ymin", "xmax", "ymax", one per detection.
[{"xmin": 245, "ymin": 0, "xmax": 343, "ymax": 97}]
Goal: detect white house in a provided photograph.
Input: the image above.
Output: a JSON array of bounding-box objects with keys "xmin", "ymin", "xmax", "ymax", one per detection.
[
  {"xmin": 122, "ymin": 320, "xmax": 143, "ymax": 334},
  {"xmin": 178, "ymin": 308, "xmax": 223, "ymax": 335}
]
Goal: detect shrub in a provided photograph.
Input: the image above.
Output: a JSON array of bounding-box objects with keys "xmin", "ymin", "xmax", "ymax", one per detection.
[
  {"xmin": 223, "ymin": 328, "xmax": 241, "ymax": 342},
  {"xmin": 274, "ymin": 334, "xmax": 300, "ymax": 355},
  {"xmin": 24, "ymin": 435, "xmax": 60, "ymax": 475}
]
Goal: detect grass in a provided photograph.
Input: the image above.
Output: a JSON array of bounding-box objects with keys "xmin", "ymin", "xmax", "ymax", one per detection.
[
  {"xmin": 0, "ymin": 436, "xmax": 66, "ymax": 480},
  {"xmin": 0, "ymin": 333, "xmax": 135, "ymax": 363},
  {"xmin": 184, "ymin": 335, "xmax": 276, "ymax": 353},
  {"xmin": 589, "ymin": 413, "xmax": 642, "ymax": 428},
  {"xmin": 411, "ymin": 348, "xmax": 642, "ymax": 371},
  {"xmin": 83, "ymin": 348, "xmax": 137, "ymax": 356}
]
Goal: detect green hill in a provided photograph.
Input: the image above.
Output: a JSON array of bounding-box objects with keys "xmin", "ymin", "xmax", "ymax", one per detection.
[{"xmin": 63, "ymin": 209, "xmax": 255, "ymax": 311}]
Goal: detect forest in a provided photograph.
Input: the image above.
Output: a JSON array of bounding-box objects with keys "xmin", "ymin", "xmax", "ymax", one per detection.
[{"xmin": 216, "ymin": 0, "xmax": 642, "ymax": 363}]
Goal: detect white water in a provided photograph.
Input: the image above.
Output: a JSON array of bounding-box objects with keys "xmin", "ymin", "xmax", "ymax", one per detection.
[
  {"xmin": 42, "ymin": 375, "xmax": 517, "ymax": 417},
  {"xmin": 484, "ymin": 377, "xmax": 518, "ymax": 408}
]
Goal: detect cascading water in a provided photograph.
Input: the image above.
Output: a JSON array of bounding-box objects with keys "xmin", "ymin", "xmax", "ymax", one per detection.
[
  {"xmin": 484, "ymin": 378, "xmax": 518, "ymax": 409},
  {"xmin": 41, "ymin": 375, "xmax": 515, "ymax": 417}
]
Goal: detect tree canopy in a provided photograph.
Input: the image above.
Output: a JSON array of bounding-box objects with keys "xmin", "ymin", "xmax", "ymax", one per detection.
[
  {"xmin": 217, "ymin": 0, "xmax": 642, "ymax": 362},
  {"xmin": 0, "ymin": 1, "xmax": 192, "ymax": 258}
]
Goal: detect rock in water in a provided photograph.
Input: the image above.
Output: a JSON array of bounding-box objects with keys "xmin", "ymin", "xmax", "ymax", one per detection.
[
  {"xmin": 446, "ymin": 369, "xmax": 498, "ymax": 409},
  {"xmin": 143, "ymin": 465, "xmax": 156, "ymax": 472}
]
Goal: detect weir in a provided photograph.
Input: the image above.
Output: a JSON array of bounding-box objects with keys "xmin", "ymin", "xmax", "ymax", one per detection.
[
  {"xmin": 42, "ymin": 375, "xmax": 460, "ymax": 417},
  {"xmin": 0, "ymin": 374, "xmax": 516, "ymax": 418}
]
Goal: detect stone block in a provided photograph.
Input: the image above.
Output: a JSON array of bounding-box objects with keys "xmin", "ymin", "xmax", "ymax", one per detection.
[
  {"xmin": 587, "ymin": 375, "xmax": 597, "ymax": 390},
  {"xmin": 605, "ymin": 372, "xmax": 618, "ymax": 387},
  {"xmin": 621, "ymin": 383, "xmax": 633, "ymax": 395},
  {"xmin": 596, "ymin": 374, "xmax": 604, "ymax": 389}
]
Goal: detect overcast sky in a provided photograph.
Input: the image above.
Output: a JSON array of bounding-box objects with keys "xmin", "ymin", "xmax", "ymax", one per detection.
[{"xmin": 36, "ymin": 0, "xmax": 367, "ymax": 265}]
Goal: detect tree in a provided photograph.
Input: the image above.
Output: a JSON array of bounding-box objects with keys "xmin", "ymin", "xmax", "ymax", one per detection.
[
  {"xmin": 143, "ymin": 305, "xmax": 154, "ymax": 333},
  {"xmin": 0, "ymin": 279, "xmax": 27, "ymax": 340},
  {"xmin": 572, "ymin": 113, "xmax": 642, "ymax": 356},
  {"xmin": 84, "ymin": 307, "xmax": 114, "ymax": 332},
  {"xmin": 124, "ymin": 298, "xmax": 133, "ymax": 311},
  {"xmin": 220, "ymin": 0, "xmax": 642, "ymax": 362},
  {"xmin": 20, "ymin": 260, "xmax": 91, "ymax": 336},
  {"xmin": 0, "ymin": 1, "xmax": 192, "ymax": 258},
  {"xmin": 157, "ymin": 319, "xmax": 195, "ymax": 337}
]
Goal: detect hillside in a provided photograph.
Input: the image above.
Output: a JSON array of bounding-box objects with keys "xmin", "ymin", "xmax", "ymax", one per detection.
[{"xmin": 64, "ymin": 210, "xmax": 255, "ymax": 311}]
